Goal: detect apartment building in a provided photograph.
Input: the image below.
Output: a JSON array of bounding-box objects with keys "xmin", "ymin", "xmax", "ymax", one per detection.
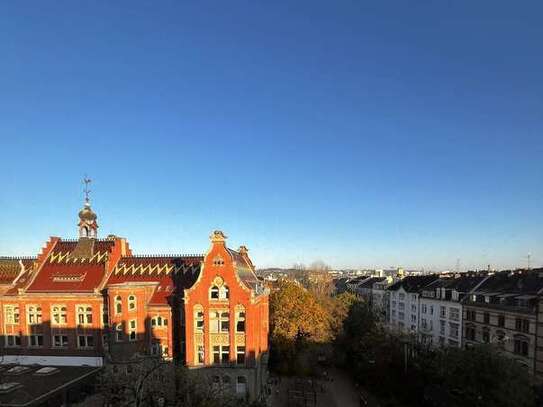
[{"xmin": 463, "ymin": 270, "xmax": 543, "ymax": 377}]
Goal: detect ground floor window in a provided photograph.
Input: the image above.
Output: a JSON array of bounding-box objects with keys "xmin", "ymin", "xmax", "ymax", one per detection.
[
  {"xmin": 196, "ymin": 345, "xmax": 204, "ymax": 364},
  {"xmin": 53, "ymin": 335, "xmax": 69, "ymax": 347},
  {"xmin": 29, "ymin": 334, "xmax": 43, "ymax": 347},
  {"xmin": 5, "ymin": 335, "xmax": 21, "ymax": 347},
  {"xmin": 236, "ymin": 346, "xmax": 246, "ymax": 365},
  {"xmin": 236, "ymin": 376, "xmax": 247, "ymax": 394},
  {"xmin": 78, "ymin": 335, "xmax": 94, "ymax": 348}
]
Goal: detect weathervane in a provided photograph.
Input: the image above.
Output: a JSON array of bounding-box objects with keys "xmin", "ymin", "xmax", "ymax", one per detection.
[{"xmin": 83, "ymin": 176, "xmax": 92, "ymax": 204}]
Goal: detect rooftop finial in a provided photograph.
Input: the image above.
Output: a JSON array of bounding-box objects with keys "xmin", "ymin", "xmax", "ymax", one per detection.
[{"xmin": 83, "ymin": 176, "xmax": 92, "ymax": 205}]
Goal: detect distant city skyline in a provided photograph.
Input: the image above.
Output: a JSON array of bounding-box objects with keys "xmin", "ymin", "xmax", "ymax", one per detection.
[{"xmin": 0, "ymin": 2, "xmax": 542, "ymax": 271}]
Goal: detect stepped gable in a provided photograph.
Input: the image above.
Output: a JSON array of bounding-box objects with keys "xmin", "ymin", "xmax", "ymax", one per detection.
[
  {"xmin": 227, "ymin": 248, "xmax": 260, "ymax": 291},
  {"xmin": 25, "ymin": 238, "xmax": 116, "ymax": 293},
  {"xmin": 107, "ymin": 254, "xmax": 203, "ymax": 305}
]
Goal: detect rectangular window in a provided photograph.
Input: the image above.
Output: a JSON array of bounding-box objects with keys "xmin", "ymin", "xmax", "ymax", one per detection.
[
  {"xmin": 236, "ymin": 311, "xmax": 246, "ymax": 332},
  {"xmin": 399, "ymin": 302, "xmax": 405, "ymax": 311},
  {"xmin": 514, "ymin": 339, "xmax": 529, "ymax": 356},
  {"xmin": 399, "ymin": 293, "xmax": 405, "ymax": 300},
  {"xmin": 449, "ymin": 308, "xmax": 459, "ymax": 321},
  {"xmin": 498, "ymin": 315, "xmax": 505, "ymax": 327},
  {"xmin": 440, "ymin": 306, "xmax": 446, "ymax": 318},
  {"xmin": 411, "ymin": 314, "xmax": 416, "ymax": 323},
  {"xmin": 429, "ymin": 305, "xmax": 434, "ymax": 315},
  {"xmin": 4, "ymin": 305, "xmax": 20, "ymax": 325},
  {"xmin": 5, "ymin": 335, "xmax": 21, "ymax": 347},
  {"xmin": 440, "ymin": 320, "xmax": 445, "ymax": 335},
  {"xmin": 197, "ymin": 345, "xmax": 204, "ymax": 364},
  {"xmin": 195, "ymin": 311, "xmax": 204, "ymax": 332},
  {"xmin": 29, "ymin": 334, "xmax": 44, "ymax": 347},
  {"xmin": 236, "ymin": 346, "xmax": 246, "ymax": 365},
  {"xmin": 129, "ymin": 320, "xmax": 137, "ymax": 341},
  {"xmin": 53, "ymin": 335, "xmax": 69, "ymax": 348},
  {"xmin": 421, "ymin": 304, "xmax": 426, "ymax": 314},
  {"xmin": 483, "ymin": 312, "xmax": 490, "ymax": 324},
  {"xmin": 210, "ymin": 312, "xmax": 220, "ymax": 333},
  {"xmin": 398, "ymin": 312, "xmax": 405, "ymax": 320},
  {"xmin": 212, "ymin": 345, "xmax": 229, "ymax": 364},
  {"xmin": 411, "ymin": 304, "xmax": 416, "ymax": 312},
  {"xmin": 449, "ymin": 322, "xmax": 459, "ymax": 338},
  {"xmin": 78, "ymin": 335, "xmax": 94, "ymax": 348}
]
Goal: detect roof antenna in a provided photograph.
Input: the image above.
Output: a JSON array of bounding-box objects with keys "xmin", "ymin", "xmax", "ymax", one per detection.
[
  {"xmin": 527, "ymin": 253, "xmax": 532, "ymax": 270},
  {"xmin": 83, "ymin": 175, "xmax": 92, "ymax": 205}
]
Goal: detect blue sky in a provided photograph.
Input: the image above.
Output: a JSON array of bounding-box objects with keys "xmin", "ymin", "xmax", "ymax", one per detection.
[{"xmin": 0, "ymin": 1, "xmax": 542, "ymax": 270}]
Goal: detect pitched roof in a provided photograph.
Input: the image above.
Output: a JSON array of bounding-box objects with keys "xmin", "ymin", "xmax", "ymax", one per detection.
[
  {"xmin": 388, "ymin": 275, "xmax": 439, "ymax": 292},
  {"xmin": 107, "ymin": 255, "xmax": 202, "ymax": 305},
  {"xmin": 358, "ymin": 277, "xmax": 386, "ymax": 289},
  {"xmin": 25, "ymin": 239, "xmax": 115, "ymax": 293},
  {"xmin": 227, "ymin": 248, "xmax": 260, "ymax": 291},
  {"xmin": 473, "ymin": 269, "xmax": 543, "ymax": 295},
  {"xmin": 0, "ymin": 257, "xmax": 35, "ymax": 285}
]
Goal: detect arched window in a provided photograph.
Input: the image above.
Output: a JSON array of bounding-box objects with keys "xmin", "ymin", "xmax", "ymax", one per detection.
[
  {"xmin": 52, "ymin": 305, "xmax": 67, "ymax": 325},
  {"xmin": 128, "ymin": 295, "xmax": 136, "ymax": 311},
  {"xmin": 210, "ymin": 286, "xmax": 220, "ymax": 299},
  {"xmin": 115, "ymin": 323, "xmax": 124, "ymax": 342},
  {"xmin": 27, "ymin": 306, "xmax": 42, "ymax": 325},
  {"xmin": 115, "ymin": 296, "xmax": 122, "ymax": 314},
  {"xmin": 77, "ymin": 306, "xmax": 93, "ymax": 325}
]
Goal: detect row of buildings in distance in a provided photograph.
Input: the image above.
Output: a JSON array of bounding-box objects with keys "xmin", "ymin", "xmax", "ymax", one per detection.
[{"xmin": 342, "ymin": 268, "xmax": 543, "ymax": 380}]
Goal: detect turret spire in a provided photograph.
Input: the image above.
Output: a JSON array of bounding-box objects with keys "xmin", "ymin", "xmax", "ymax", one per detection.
[{"xmin": 78, "ymin": 177, "xmax": 98, "ymax": 239}]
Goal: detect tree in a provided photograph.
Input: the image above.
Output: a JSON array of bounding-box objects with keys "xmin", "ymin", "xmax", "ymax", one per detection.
[{"xmin": 270, "ymin": 280, "xmax": 331, "ymax": 343}]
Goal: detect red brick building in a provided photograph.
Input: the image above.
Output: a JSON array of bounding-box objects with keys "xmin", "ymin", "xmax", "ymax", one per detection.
[{"xmin": 0, "ymin": 198, "xmax": 269, "ymax": 400}]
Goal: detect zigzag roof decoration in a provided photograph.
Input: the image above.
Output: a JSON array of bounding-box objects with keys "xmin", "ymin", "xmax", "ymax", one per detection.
[{"xmin": 48, "ymin": 251, "xmax": 109, "ymax": 263}]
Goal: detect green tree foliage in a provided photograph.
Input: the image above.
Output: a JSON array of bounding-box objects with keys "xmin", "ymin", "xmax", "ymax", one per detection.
[{"xmin": 339, "ymin": 303, "xmax": 537, "ymax": 407}]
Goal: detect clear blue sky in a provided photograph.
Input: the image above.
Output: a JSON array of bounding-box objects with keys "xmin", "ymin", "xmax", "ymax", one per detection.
[{"xmin": 0, "ymin": 1, "xmax": 542, "ymax": 271}]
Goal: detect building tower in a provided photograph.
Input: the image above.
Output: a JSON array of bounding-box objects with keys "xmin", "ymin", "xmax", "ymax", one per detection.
[{"xmin": 78, "ymin": 177, "xmax": 98, "ymax": 238}]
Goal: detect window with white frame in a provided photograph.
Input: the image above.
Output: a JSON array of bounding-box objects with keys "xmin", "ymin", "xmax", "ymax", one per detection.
[
  {"xmin": 129, "ymin": 320, "xmax": 137, "ymax": 341},
  {"xmin": 411, "ymin": 304, "xmax": 416, "ymax": 312},
  {"xmin": 27, "ymin": 305, "xmax": 42, "ymax": 324},
  {"xmin": 77, "ymin": 306, "xmax": 92, "ymax": 325},
  {"xmin": 213, "ymin": 345, "xmax": 230, "ymax": 364},
  {"xmin": 449, "ymin": 322, "xmax": 459, "ymax": 338},
  {"xmin": 114, "ymin": 296, "xmax": 122, "ymax": 314},
  {"xmin": 5, "ymin": 335, "xmax": 21, "ymax": 347},
  {"xmin": 210, "ymin": 311, "xmax": 229, "ymax": 333},
  {"xmin": 53, "ymin": 335, "xmax": 68, "ymax": 347},
  {"xmin": 449, "ymin": 307, "xmax": 459, "ymax": 321},
  {"xmin": 4, "ymin": 305, "xmax": 19, "ymax": 324},
  {"xmin": 29, "ymin": 334, "xmax": 43, "ymax": 347},
  {"xmin": 236, "ymin": 307, "xmax": 245, "ymax": 332},
  {"xmin": 196, "ymin": 345, "xmax": 205, "ymax": 364},
  {"xmin": 440, "ymin": 306, "xmax": 446, "ymax": 318},
  {"xmin": 399, "ymin": 293, "xmax": 405, "ymax": 300},
  {"xmin": 52, "ymin": 305, "xmax": 67, "ymax": 325},
  {"xmin": 236, "ymin": 346, "xmax": 246, "ymax": 364},
  {"xmin": 78, "ymin": 335, "xmax": 94, "ymax": 348},
  {"xmin": 115, "ymin": 323, "xmax": 124, "ymax": 342},
  {"xmin": 151, "ymin": 316, "xmax": 168, "ymax": 327},
  {"xmin": 194, "ymin": 305, "xmax": 204, "ymax": 332},
  {"xmin": 421, "ymin": 304, "xmax": 427, "ymax": 314},
  {"xmin": 128, "ymin": 295, "xmax": 136, "ymax": 311}
]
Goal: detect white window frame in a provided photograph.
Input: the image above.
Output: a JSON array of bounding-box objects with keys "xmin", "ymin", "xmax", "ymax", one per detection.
[
  {"xmin": 51, "ymin": 305, "xmax": 68, "ymax": 325},
  {"xmin": 27, "ymin": 305, "xmax": 42, "ymax": 325}
]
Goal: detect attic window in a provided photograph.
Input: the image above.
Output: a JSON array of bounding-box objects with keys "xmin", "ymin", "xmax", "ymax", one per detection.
[
  {"xmin": 0, "ymin": 383, "xmax": 22, "ymax": 394},
  {"xmin": 34, "ymin": 367, "xmax": 59, "ymax": 376},
  {"xmin": 52, "ymin": 274, "xmax": 85, "ymax": 282},
  {"xmin": 213, "ymin": 256, "xmax": 225, "ymax": 267},
  {"xmin": 6, "ymin": 366, "xmax": 30, "ymax": 375}
]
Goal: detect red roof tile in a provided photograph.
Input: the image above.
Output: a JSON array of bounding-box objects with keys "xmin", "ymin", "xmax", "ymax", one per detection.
[{"xmin": 107, "ymin": 255, "xmax": 202, "ymax": 305}]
